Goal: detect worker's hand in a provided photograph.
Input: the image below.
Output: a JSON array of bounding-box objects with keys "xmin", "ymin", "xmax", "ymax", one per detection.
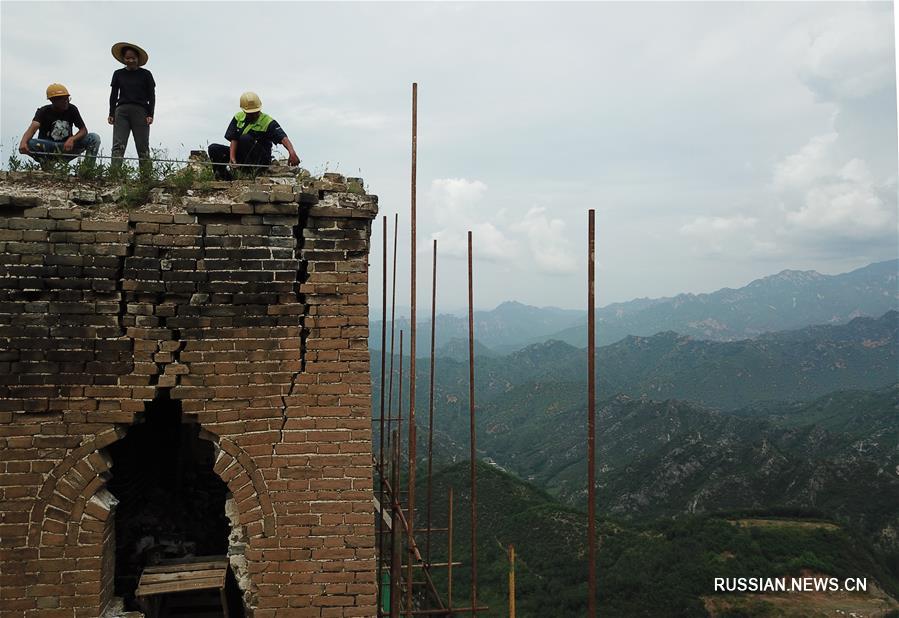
[
  {"xmin": 229, "ymin": 157, "xmax": 237, "ymax": 166},
  {"xmin": 63, "ymin": 138, "xmax": 76, "ymax": 152},
  {"xmin": 146, "ymin": 116, "xmax": 153, "ymax": 126},
  {"xmin": 107, "ymin": 116, "xmax": 114, "ymax": 125},
  {"xmin": 287, "ymin": 151, "xmax": 300, "ymax": 166},
  {"xmin": 18, "ymin": 142, "xmax": 30, "ymax": 155}
]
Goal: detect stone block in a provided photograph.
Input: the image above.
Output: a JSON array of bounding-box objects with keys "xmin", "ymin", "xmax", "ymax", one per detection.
[
  {"xmin": 270, "ymin": 187, "xmax": 296, "ymax": 203},
  {"xmin": 148, "ymin": 187, "xmax": 172, "ymax": 205},
  {"xmin": 11, "ymin": 195, "xmax": 41, "ymax": 207},
  {"xmin": 186, "ymin": 202, "xmax": 233, "ymax": 215},
  {"xmin": 254, "ymin": 203, "xmax": 297, "ymax": 215},
  {"xmin": 69, "ymin": 190, "xmax": 98, "ymax": 205},
  {"xmin": 48, "ymin": 208, "xmax": 82, "ymax": 220},
  {"xmin": 240, "ymin": 190, "xmax": 271, "ymax": 203}
]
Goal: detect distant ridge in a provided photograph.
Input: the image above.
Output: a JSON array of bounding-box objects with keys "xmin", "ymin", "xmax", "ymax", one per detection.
[
  {"xmin": 370, "ymin": 260, "xmax": 898, "ymax": 353},
  {"xmin": 373, "ymin": 310, "xmax": 898, "ymax": 416},
  {"xmin": 555, "ymin": 259, "xmax": 899, "ymax": 347}
]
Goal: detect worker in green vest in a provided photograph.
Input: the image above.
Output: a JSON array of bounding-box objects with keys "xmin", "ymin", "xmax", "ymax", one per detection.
[{"xmin": 208, "ymin": 91, "xmax": 300, "ymax": 180}]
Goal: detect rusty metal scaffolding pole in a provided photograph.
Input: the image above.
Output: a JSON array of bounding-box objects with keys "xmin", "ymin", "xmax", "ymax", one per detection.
[
  {"xmin": 509, "ymin": 545, "xmax": 516, "ymax": 618},
  {"xmin": 379, "ymin": 473, "xmax": 446, "ymax": 613},
  {"xmin": 397, "ymin": 332, "xmax": 404, "ymax": 471},
  {"xmin": 386, "ymin": 214, "xmax": 400, "ymax": 459},
  {"xmin": 391, "ymin": 434, "xmax": 402, "ymax": 618},
  {"xmin": 407, "ymin": 81, "xmax": 419, "ymax": 616},
  {"xmin": 425, "ymin": 239, "xmax": 437, "ymax": 565},
  {"xmin": 378, "ymin": 215, "xmax": 388, "ymax": 616},
  {"xmin": 467, "ymin": 231, "xmax": 478, "ymax": 616},
  {"xmin": 587, "ymin": 209, "xmax": 597, "ymax": 618},
  {"xmin": 447, "ymin": 486, "xmax": 454, "ymax": 613}
]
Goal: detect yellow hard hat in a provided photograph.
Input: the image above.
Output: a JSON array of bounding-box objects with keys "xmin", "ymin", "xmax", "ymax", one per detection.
[
  {"xmin": 239, "ymin": 91, "xmax": 262, "ymax": 113},
  {"xmin": 46, "ymin": 83, "xmax": 70, "ymax": 99}
]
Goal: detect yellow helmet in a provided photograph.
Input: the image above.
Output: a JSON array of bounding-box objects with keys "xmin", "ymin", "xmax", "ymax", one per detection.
[
  {"xmin": 239, "ymin": 91, "xmax": 262, "ymax": 113},
  {"xmin": 46, "ymin": 83, "xmax": 70, "ymax": 99}
]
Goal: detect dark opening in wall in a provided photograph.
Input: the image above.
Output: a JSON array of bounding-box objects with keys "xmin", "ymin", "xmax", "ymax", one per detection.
[{"xmin": 107, "ymin": 392, "xmax": 232, "ymax": 612}]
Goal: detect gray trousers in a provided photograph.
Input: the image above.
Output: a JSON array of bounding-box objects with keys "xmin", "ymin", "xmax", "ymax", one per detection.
[{"xmin": 111, "ymin": 103, "xmax": 151, "ymax": 171}]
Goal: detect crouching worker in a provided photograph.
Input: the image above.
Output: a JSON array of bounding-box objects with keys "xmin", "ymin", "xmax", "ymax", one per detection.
[
  {"xmin": 18, "ymin": 83, "xmax": 101, "ymax": 170},
  {"xmin": 208, "ymin": 91, "xmax": 299, "ymax": 181}
]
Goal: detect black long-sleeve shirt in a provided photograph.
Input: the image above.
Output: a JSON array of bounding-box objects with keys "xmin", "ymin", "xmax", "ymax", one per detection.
[{"xmin": 109, "ymin": 67, "xmax": 156, "ymax": 116}]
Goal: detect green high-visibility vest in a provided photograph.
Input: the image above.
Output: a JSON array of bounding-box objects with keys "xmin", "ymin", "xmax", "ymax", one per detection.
[{"xmin": 234, "ymin": 111, "xmax": 274, "ymax": 136}]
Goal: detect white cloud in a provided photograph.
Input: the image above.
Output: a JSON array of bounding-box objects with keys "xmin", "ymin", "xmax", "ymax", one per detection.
[
  {"xmin": 679, "ymin": 215, "xmax": 780, "ymax": 258},
  {"xmin": 786, "ymin": 175, "xmax": 895, "ymax": 240},
  {"xmin": 513, "ymin": 207, "xmax": 577, "ymax": 274},
  {"xmin": 798, "ymin": 7, "xmax": 896, "ymax": 101},
  {"xmin": 681, "ymin": 215, "xmax": 758, "ymax": 236},
  {"xmin": 472, "ymin": 222, "xmax": 518, "ymax": 261},
  {"xmin": 772, "ymin": 133, "xmax": 896, "ymax": 246},
  {"xmin": 760, "ymin": 4, "xmax": 898, "ymax": 255},
  {"xmin": 429, "ymin": 178, "xmax": 489, "ymax": 227},
  {"xmin": 426, "ymin": 183, "xmax": 575, "ymax": 271},
  {"xmin": 426, "ymin": 178, "xmax": 517, "ymax": 262},
  {"xmin": 773, "ymin": 132, "xmax": 838, "ymax": 190}
]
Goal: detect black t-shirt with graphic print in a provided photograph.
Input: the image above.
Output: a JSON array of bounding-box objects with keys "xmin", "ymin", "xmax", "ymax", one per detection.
[{"xmin": 33, "ymin": 104, "xmax": 86, "ymax": 141}]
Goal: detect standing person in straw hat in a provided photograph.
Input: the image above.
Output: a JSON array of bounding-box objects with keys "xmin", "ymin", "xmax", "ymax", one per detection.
[
  {"xmin": 207, "ymin": 91, "xmax": 300, "ymax": 181},
  {"xmin": 108, "ymin": 41, "xmax": 155, "ymax": 176}
]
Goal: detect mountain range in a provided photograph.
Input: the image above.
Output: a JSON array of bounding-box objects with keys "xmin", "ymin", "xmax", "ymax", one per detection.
[
  {"xmin": 372, "ymin": 316, "xmax": 899, "ymax": 551},
  {"xmin": 369, "ymin": 259, "xmax": 899, "ymax": 614},
  {"xmin": 420, "ymin": 461, "xmax": 899, "ymax": 617},
  {"xmin": 373, "ymin": 310, "xmax": 898, "ymax": 415},
  {"xmin": 370, "ymin": 259, "xmax": 898, "ymax": 355}
]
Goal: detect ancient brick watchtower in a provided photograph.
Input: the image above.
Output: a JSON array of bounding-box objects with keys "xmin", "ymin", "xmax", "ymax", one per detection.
[{"xmin": 0, "ymin": 172, "xmax": 378, "ymax": 617}]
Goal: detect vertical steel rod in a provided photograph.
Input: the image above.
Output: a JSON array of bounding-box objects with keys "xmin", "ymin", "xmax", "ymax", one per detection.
[
  {"xmin": 509, "ymin": 545, "xmax": 516, "ymax": 618},
  {"xmin": 407, "ymin": 81, "xmax": 419, "ymax": 616},
  {"xmin": 391, "ymin": 433, "xmax": 402, "ymax": 618},
  {"xmin": 467, "ymin": 231, "xmax": 478, "ymax": 616},
  {"xmin": 396, "ymin": 332, "xmax": 405, "ymax": 615},
  {"xmin": 378, "ymin": 215, "xmax": 388, "ymax": 617},
  {"xmin": 386, "ymin": 214, "xmax": 400, "ymax": 455},
  {"xmin": 587, "ymin": 209, "xmax": 597, "ymax": 618},
  {"xmin": 397, "ymin": 331, "xmax": 404, "ymax": 466},
  {"xmin": 425, "ymin": 239, "xmax": 437, "ymax": 565},
  {"xmin": 448, "ymin": 487, "xmax": 454, "ymax": 613}
]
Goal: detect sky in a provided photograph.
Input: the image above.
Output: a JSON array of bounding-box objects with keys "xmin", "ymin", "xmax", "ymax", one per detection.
[{"xmin": 1, "ymin": 1, "xmax": 897, "ymax": 313}]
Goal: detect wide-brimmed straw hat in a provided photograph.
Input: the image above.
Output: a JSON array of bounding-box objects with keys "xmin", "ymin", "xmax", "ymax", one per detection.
[{"xmin": 111, "ymin": 42, "xmax": 149, "ymax": 66}]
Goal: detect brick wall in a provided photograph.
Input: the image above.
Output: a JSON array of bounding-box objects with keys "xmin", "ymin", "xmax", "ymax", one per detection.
[{"xmin": 0, "ymin": 175, "xmax": 378, "ymax": 617}]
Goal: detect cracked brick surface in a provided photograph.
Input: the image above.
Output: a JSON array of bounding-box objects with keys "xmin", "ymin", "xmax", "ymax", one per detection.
[{"xmin": 0, "ymin": 175, "xmax": 379, "ymax": 617}]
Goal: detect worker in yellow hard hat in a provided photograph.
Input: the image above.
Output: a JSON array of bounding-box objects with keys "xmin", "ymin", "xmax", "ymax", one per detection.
[
  {"xmin": 18, "ymin": 83, "xmax": 101, "ymax": 169},
  {"xmin": 207, "ymin": 91, "xmax": 300, "ymax": 181}
]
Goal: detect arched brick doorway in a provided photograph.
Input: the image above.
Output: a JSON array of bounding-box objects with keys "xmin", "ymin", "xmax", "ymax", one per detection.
[{"xmin": 106, "ymin": 392, "xmax": 241, "ymax": 614}]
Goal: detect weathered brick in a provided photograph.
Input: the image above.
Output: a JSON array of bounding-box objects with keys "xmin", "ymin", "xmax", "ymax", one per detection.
[{"xmin": 0, "ymin": 177, "xmax": 379, "ymax": 614}]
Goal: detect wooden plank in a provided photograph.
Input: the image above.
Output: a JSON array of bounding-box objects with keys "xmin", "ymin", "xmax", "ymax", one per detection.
[
  {"xmin": 136, "ymin": 576, "xmax": 225, "ymax": 597},
  {"xmin": 143, "ymin": 560, "xmax": 228, "ymax": 574},
  {"xmin": 140, "ymin": 569, "xmax": 225, "ymax": 585}
]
